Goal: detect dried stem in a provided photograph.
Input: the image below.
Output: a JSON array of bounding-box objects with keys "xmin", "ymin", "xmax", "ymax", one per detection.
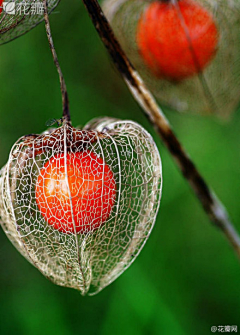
[
  {"xmin": 81, "ymin": 0, "xmax": 240, "ymax": 259},
  {"xmin": 43, "ymin": 0, "xmax": 70, "ymax": 123}
]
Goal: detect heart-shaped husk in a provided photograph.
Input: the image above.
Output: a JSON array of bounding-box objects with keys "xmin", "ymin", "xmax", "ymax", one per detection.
[
  {"xmin": 0, "ymin": 118, "xmax": 162, "ymax": 295},
  {"xmin": 103, "ymin": 0, "xmax": 240, "ymax": 119},
  {"xmin": 0, "ymin": 0, "xmax": 60, "ymax": 45}
]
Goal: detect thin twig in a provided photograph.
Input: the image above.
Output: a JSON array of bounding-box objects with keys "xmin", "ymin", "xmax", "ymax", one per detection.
[
  {"xmin": 80, "ymin": 0, "xmax": 240, "ymax": 259},
  {"xmin": 43, "ymin": 0, "xmax": 70, "ymax": 123}
]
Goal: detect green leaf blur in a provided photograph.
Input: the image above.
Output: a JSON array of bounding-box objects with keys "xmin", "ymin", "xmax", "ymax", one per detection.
[{"xmin": 0, "ymin": 1, "xmax": 240, "ymax": 334}]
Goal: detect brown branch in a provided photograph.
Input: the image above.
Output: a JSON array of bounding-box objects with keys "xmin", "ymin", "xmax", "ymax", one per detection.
[
  {"xmin": 80, "ymin": 0, "xmax": 240, "ymax": 259},
  {"xmin": 43, "ymin": 0, "xmax": 70, "ymax": 123}
]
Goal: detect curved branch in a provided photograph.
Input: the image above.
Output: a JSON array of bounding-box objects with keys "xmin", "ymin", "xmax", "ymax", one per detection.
[
  {"xmin": 43, "ymin": 0, "xmax": 70, "ymax": 123},
  {"xmin": 80, "ymin": 0, "xmax": 240, "ymax": 259}
]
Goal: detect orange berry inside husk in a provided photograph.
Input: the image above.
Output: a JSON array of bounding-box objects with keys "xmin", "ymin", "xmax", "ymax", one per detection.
[
  {"xmin": 35, "ymin": 151, "xmax": 116, "ymax": 234},
  {"xmin": 136, "ymin": 0, "xmax": 218, "ymax": 81}
]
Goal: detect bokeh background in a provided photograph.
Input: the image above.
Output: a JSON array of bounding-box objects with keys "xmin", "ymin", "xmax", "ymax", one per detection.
[{"xmin": 0, "ymin": 0, "xmax": 240, "ymax": 334}]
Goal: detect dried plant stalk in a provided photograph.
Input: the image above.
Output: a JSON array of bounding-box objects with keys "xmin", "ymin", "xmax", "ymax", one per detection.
[{"xmin": 81, "ymin": 0, "xmax": 240, "ymax": 259}]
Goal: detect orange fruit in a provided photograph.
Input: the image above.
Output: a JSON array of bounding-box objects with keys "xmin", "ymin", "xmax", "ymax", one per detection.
[
  {"xmin": 136, "ymin": 0, "xmax": 218, "ymax": 80},
  {"xmin": 36, "ymin": 151, "xmax": 116, "ymax": 234}
]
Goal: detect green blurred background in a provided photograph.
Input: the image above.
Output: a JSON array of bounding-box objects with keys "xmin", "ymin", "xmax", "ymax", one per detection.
[{"xmin": 0, "ymin": 0, "xmax": 240, "ymax": 334}]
